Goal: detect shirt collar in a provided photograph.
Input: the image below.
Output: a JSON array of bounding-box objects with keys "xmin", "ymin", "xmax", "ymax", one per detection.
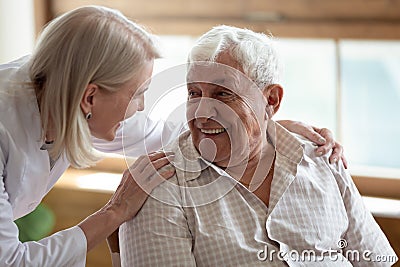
[
  {"xmin": 272, "ymin": 120, "xmax": 305, "ymax": 166},
  {"xmin": 165, "ymin": 131, "xmax": 203, "ymax": 181}
]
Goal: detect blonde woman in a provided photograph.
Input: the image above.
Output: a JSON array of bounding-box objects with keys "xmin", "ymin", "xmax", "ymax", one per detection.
[{"xmin": 0, "ymin": 5, "xmax": 344, "ymax": 266}]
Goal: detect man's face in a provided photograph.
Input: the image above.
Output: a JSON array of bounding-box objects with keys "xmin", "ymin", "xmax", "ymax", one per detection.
[{"xmin": 186, "ymin": 52, "xmax": 268, "ymax": 168}]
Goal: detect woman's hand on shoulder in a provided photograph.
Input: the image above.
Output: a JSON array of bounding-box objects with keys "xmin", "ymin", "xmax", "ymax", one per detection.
[
  {"xmin": 108, "ymin": 151, "xmax": 175, "ymax": 223},
  {"xmin": 277, "ymin": 120, "xmax": 348, "ymax": 168},
  {"xmin": 79, "ymin": 151, "xmax": 175, "ymax": 252}
]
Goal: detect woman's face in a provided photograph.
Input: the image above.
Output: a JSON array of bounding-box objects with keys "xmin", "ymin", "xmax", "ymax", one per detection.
[
  {"xmin": 89, "ymin": 60, "xmax": 154, "ymax": 141},
  {"xmin": 186, "ymin": 53, "xmax": 268, "ymax": 168}
]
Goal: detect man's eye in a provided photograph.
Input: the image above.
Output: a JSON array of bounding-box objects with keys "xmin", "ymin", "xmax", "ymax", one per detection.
[
  {"xmin": 218, "ymin": 91, "xmax": 235, "ymax": 98},
  {"xmin": 188, "ymin": 90, "xmax": 200, "ymax": 97}
]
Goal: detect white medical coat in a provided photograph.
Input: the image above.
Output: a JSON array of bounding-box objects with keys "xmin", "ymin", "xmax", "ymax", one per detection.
[{"xmin": 0, "ymin": 56, "xmax": 182, "ymax": 266}]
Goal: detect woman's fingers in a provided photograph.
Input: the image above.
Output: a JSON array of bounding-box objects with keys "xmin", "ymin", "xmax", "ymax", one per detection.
[
  {"xmin": 132, "ymin": 157, "xmax": 174, "ymax": 191},
  {"xmin": 144, "ymin": 166, "xmax": 176, "ymax": 192},
  {"xmin": 314, "ymin": 129, "xmax": 348, "ymax": 169},
  {"xmin": 130, "ymin": 153, "xmax": 174, "ymax": 183},
  {"xmin": 305, "ymin": 126, "xmax": 327, "ymax": 146},
  {"xmin": 327, "ymin": 141, "xmax": 342, "ymax": 164},
  {"xmin": 342, "ymin": 156, "xmax": 348, "ymax": 169},
  {"xmin": 277, "ymin": 120, "xmax": 326, "ymax": 145},
  {"xmin": 328, "ymin": 141, "xmax": 348, "ymax": 169},
  {"xmin": 276, "ymin": 120, "xmax": 348, "ymax": 167},
  {"xmin": 314, "ymin": 128, "xmax": 335, "ymax": 156},
  {"xmin": 131, "ymin": 151, "xmax": 170, "ymax": 173},
  {"xmin": 108, "ymin": 151, "xmax": 175, "ymax": 223}
]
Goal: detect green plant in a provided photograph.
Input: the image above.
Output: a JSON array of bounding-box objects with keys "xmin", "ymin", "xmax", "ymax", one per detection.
[{"xmin": 14, "ymin": 203, "xmax": 55, "ymax": 242}]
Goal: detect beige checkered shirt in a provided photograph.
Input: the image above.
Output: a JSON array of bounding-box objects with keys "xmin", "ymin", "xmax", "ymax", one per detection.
[{"xmin": 120, "ymin": 121, "xmax": 397, "ymax": 267}]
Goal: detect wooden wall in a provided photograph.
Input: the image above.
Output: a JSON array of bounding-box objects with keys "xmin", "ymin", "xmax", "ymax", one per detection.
[
  {"xmin": 42, "ymin": 187, "xmax": 113, "ymax": 267},
  {"xmin": 34, "ymin": 0, "xmax": 400, "ymax": 39}
]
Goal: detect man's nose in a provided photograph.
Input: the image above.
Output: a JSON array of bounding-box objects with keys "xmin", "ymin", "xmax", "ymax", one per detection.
[{"xmin": 194, "ymin": 97, "xmax": 217, "ymax": 122}]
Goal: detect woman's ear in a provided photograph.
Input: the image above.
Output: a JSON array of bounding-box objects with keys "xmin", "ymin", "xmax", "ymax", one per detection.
[
  {"xmin": 263, "ymin": 84, "xmax": 283, "ymax": 117},
  {"xmin": 80, "ymin": 83, "xmax": 99, "ymax": 115}
]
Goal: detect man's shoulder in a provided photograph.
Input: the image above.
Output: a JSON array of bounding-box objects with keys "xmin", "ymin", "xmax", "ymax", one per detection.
[{"xmin": 274, "ymin": 121, "xmax": 328, "ymax": 163}]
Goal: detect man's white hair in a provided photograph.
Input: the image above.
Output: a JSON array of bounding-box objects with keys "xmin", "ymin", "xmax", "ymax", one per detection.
[{"xmin": 188, "ymin": 25, "xmax": 281, "ymax": 89}]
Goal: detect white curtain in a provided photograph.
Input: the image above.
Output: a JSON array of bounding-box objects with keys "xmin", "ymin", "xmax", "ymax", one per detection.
[{"xmin": 0, "ymin": 0, "xmax": 35, "ymax": 64}]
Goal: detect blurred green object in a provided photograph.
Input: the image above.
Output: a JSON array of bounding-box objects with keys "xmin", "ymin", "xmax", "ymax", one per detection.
[{"xmin": 14, "ymin": 203, "xmax": 55, "ymax": 242}]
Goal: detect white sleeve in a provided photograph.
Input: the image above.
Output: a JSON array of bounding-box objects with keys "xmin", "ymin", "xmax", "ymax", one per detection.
[
  {"xmin": 0, "ymin": 134, "xmax": 87, "ymax": 266},
  {"xmin": 0, "ymin": 182, "xmax": 87, "ymax": 267},
  {"xmin": 92, "ymin": 112, "xmax": 185, "ymax": 157}
]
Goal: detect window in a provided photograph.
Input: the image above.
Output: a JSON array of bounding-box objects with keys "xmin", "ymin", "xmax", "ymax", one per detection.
[
  {"xmin": 145, "ymin": 36, "xmax": 197, "ymax": 126},
  {"xmin": 0, "ymin": 0, "xmax": 35, "ymax": 63},
  {"xmin": 273, "ymin": 39, "xmax": 337, "ymax": 134},
  {"xmin": 340, "ymin": 40, "xmax": 400, "ymax": 169}
]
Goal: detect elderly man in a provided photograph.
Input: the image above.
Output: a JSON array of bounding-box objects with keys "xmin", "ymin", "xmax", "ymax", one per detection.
[{"xmin": 119, "ymin": 26, "xmax": 397, "ymax": 266}]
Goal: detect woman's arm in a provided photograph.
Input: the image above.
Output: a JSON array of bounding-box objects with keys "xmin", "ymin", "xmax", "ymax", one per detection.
[
  {"xmin": 277, "ymin": 120, "xmax": 347, "ymax": 168},
  {"xmin": 92, "ymin": 113, "xmax": 183, "ymax": 157},
  {"xmin": 0, "ymin": 133, "xmax": 87, "ymax": 266},
  {"xmin": 0, "ymin": 185, "xmax": 87, "ymax": 266},
  {"xmin": 78, "ymin": 151, "xmax": 175, "ymax": 251}
]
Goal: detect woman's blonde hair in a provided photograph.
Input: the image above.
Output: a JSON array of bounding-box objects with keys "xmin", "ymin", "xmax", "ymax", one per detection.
[{"xmin": 29, "ymin": 5, "xmax": 160, "ymax": 168}]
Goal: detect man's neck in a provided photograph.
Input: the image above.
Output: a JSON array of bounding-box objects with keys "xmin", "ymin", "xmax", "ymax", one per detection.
[{"xmin": 223, "ymin": 141, "xmax": 275, "ymax": 187}]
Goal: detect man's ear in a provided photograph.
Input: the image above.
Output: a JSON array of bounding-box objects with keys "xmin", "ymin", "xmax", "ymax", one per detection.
[
  {"xmin": 262, "ymin": 84, "xmax": 283, "ymax": 116},
  {"xmin": 80, "ymin": 83, "xmax": 99, "ymax": 115}
]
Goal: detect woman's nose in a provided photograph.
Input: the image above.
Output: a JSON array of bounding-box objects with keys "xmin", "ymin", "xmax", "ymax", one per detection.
[{"xmin": 137, "ymin": 95, "xmax": 145, "ymax": 112}]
